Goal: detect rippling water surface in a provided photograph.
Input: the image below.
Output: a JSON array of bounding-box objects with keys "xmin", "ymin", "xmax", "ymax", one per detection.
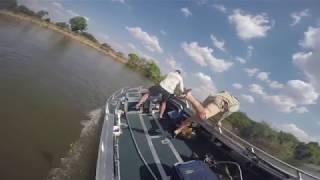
[{"xmin": 0, "ymin": 15, "xmax": 148, "ymax": 180}]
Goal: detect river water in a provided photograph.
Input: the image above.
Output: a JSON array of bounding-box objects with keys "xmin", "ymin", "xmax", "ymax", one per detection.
[{"xmin": 0, "ymin": 15, "xmax": 148, "ymax": 180}]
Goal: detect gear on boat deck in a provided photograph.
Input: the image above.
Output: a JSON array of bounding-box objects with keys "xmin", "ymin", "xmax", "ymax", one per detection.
[
  {"xmin": 117, "ymin": 89, "xmax": 282, "ymax": 180},
  {"xmin": 96, "ymin": 88, "xmax": 320, "ymax": 180},
  {"xmin": 120, "ymin": 111, "xmax": 222, "ymax": 180}
]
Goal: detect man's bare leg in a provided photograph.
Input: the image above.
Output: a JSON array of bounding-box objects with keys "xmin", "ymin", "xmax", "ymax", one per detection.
[
  {"xmin": 184, "ymin": 92, "xmax": 207, "ymax": 120},
  {"xmin": 173, "ymin": 92, "xmax": 206, "ymax": 136},
  {"xmin": 136, "ymin": 93, "xmax": 149, "ymax": 109},
  {"xmin": 174, "ymin": 92, "xmax": 220, "ymax": 136},
  {"xmin": 159, "ymin": 101, "xmax": 166, "ymax": 119}
]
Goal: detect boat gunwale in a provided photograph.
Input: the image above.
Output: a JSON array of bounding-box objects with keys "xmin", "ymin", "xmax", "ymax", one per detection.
[{"xmin": 96, "ymin": 88, "xmax": 320, "ymax": 180}]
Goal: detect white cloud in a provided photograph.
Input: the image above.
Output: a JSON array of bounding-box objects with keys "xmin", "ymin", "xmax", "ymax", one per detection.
[
  {"xmin": 96, "ymin": 32, "xmax": 109, "ymax": 42},
  {"xmin": 232, "ymin": 83, "xmax": 243, "ymax": 89},
  {"xmin": 192, "ymin": 72, "xmax": 217, "ymax": 100},
  {"xmin": 20, "ymin": 0, "xmax": 87, "ymax": 23},
  {"xmin": 284, "ymin": 80, "xmax": 318, "ymax": 105},
  {"xmin": 301, "ymin": 27, "xmax": 320, "ymax": 50},
  {"xmin": 293, "ymin": 27, "xmax": 320, "ymax": 95},
  {"xmin": 160, "ymin": 30, "xmax": 167, "ymax": 36},
  {"xmin": 165, "ymin": 56, "xmax": 182, "ymax": 71},
  {"xmin": 250, "ymin": 80, "xmax": 318, "ymax": 113},
  {"xmin": 247, "ymin": 45, "xmax": 254, "ymax": 58},
  {"xmin": 255, "ymin": 71, "xmax": 284, "ymax": 89},
  {"xmin": 181, "ymin": 42, "xmax": 233, "ymax": 72},
  {"xmin": 126, "ymin": 43, "xmax": 154, "ymax": 60},
  {"xmin": 182, "ymin": 42, "xmax": 207, "ymax": 66},
  {"xmin": 244, "ymin": 68, "xmax": 259, "ymax": 77},
  {"xmin": 269, "ymin": 81, "xmax": 284, "ymax": 89},
  {"xmin": 257, "ymin": 72, "xmax": 270, "ymax": 81},
  {"xmin": 213, "ymin": 4, "xmax": 227, "ymax": 13},
  {"xmin": 235, "ymin": 57, "xmax": 246, "ymax": 64},
  {"xmin": 263, "ymin": 95, "xmax": 296, "ymax": 113},
  {"xmin": 112, "ymin": 0, "xmax": 125, "ymax": 3},
  {"xmin": 241, "ymin": 94, "xmax": 255, "ymax": 103},
  {"xmin": 181, "ymin": 7, "xmax": 192, "ymax": 17},
  {"xmin": 127, "ymin": 43, "xmax": 137, "ymax": 50},
  {"xmin": 126, "ymin": 27, "xmax": 163, "ymax": 53},
  {"xmin": 249, "ymin": 84, "xmax": 265, "ymax": 95},
  {"xmin": 66, "ymin": 9, "xmax": 79, "ymax": 17},
  {"xmin": 295, "ymin": 106, "xmax": 309, "ymax": 114},
  {"xmin": 229, "ymin": 9, "xmax": 272, "ymax": 40},
  {"xmin": 290, "ymin": 9, "xmax": 310, "ymax": 26},
  {"xmin": 278, "ymin": 124, "xmax": 314, "ymax": 142},
  {"xmin": 210, "ymin": 35, "xmax": 226, "ymax": 52},
  {"xmin": 52, "ymin": 2, "xmax": 63, "ymax": 9}
]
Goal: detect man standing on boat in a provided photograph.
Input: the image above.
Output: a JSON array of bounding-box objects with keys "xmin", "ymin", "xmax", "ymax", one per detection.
[
  {"xmin": 174, "ymin": 90, "xmax": 240, "ymax": 136},
  {"xmin": 136, "ymin": 70, "xmax": 184, "ymax": 119}
]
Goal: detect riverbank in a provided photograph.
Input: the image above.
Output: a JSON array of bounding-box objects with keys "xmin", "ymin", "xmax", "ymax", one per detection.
[{"xmin": 0, "ymin": 10, "xmax": 127, "ymax": 64}]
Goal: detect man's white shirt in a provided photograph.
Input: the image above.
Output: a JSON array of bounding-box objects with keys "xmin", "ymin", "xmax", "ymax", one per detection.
[{"xmin": 160, "ymin": 72, "xmax": 184, "ymax": 94}]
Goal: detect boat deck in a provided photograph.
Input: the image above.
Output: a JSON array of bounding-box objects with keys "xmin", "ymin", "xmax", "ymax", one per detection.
[
  {"xmin": 116, "ymin": 89, "xmax": 283, "ymax": 180},
  {"xmin": 120, "ymin": 110, "xmax": 233, "ymax": 179},
  {"xmin": 96, "ymin": 87, "xmax": 320, "ymax": 180}
]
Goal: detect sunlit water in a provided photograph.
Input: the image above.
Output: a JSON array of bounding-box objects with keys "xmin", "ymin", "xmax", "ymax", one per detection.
[{"xmin": 0, "ymin": 15, "xmax": 148, "ymax": 180}]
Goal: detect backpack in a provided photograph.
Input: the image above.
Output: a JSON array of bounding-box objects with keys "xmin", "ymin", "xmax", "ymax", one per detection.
[{"xmin": 216, "ymin": 91, "xmax": 240, "ymax": 113}]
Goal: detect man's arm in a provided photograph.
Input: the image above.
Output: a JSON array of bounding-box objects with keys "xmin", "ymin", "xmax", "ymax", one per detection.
[
  {"xmin": 179, "ymin": 77, "xmax": 184, "ymax": 92},
  {"xmin": 185, "ymin": 93, "xmax": 206, "ymax": 120}
]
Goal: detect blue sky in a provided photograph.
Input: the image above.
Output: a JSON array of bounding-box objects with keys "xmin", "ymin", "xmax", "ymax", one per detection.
[{"xmin": 20, "ymin": 0, "xmax": 320, "ymax": 143}]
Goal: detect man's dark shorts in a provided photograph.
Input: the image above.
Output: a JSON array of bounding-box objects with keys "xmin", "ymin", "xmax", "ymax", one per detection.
[{"xmin": 148, "ymin": 85, "xmax": 171, "ymax": 102}]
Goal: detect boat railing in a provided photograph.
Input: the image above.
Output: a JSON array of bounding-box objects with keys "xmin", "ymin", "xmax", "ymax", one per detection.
[{"xmin": 216, "ymin": 124, "xmax": 320, "ymax": 180}]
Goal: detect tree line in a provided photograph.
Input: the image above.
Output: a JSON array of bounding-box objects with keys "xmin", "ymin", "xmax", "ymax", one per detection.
[
  {"xmin": 10, "ymin": 5, "xmax": 99, "ymax": 42},
  {"xmin": 126, "ymin": 53, "xmax": 162, "ymax": 83},
  {"xmin": 5, "ymin": 3, "xmax": 162, "ymax": 83},
  {"xmin": 223, "ymin": 112, "xmax": 320, "ymax": 166}
]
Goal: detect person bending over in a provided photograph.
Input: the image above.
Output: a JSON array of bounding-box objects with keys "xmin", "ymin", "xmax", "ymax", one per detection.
[
  {"xmin": 136, "ymin": 70, "xmax": 184, "ymax": 119},
  {"xmin": 174, "ymin": 90, "xmax": 240, "ymax": 136}
]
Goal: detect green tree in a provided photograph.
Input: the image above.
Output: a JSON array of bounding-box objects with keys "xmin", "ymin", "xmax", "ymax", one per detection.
[
  {"xmin": 13, "ymin": 5, "xmax": 35, "ymax": 16},
  {"xmin": 277, "ymin": 131, "xmax": 298, "ymax": 145},
  {"xmin": 101, "ymin": 43, "xmax": 113, "ymax": 51},
  {"xmin": 127, "ymin": 53, "xmax": 140, "ymax": 69},
  {"xmin": 56, "ymin": 22, "xmax": 69, "ymax": 29},
  {"xmin": 69, "ymin": 16, "xmax": 87, "ymax": 32},
  {"xmin": 81, "ymin": 32, "xmax": 98, "ymax": 43},
  {"xmin": 36, "ymin": 10, "xmax": 48, "ymax": 19},
  {"xmin": 143, "ymin": 61, "xmax": 161, "ymax": 82},
  {"xmin": 294, "ymin": 143, "xmax": 312, "ymax": 160},
  {"xmin": 116, "ymin": 51, "xmax": 125, "ymax": 58},
  {"xmin": 225, "ymin": 112, "xmax": 253, "ymax": 137}
]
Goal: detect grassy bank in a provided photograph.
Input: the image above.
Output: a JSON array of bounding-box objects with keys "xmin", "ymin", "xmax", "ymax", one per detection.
[
  {"xmin": 0, "ymin": 10, "xmax": 127, "ymax": 64},
  {"xmin": 0, "ymin": 6, "xmax": 162, "ymax": 83}
]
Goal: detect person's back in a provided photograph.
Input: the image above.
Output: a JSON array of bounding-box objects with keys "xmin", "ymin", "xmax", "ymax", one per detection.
[{"xmin": 160, "ymin": 71, "xmax": 183, "ymax": 94}]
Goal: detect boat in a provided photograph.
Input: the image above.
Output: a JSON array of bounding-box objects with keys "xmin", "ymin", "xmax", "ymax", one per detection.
[{"xmin": 95, "ymin": 87, "xmax": 320, "ymax": 180}]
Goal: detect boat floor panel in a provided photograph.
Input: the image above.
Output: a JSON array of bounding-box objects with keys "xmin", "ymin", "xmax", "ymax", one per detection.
[
  {"xmin": 120, "ymin": 113, "xmax": 162, "ymax": 180},
  {"xmin": 119, "ymin": 112, "xmax": 216, "ymax": 180}
]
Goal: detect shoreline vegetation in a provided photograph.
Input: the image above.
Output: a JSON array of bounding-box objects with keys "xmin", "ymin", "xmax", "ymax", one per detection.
[
  {"xmin": 0, "ymin": 4, "xmax": 162, "ymax": 83},
  {"xmin": 1, "ymin": 3, "xmax": 320, "ymax": 173},
  {"xmin": 0, "ymin": 10, "xmax": 128, "ymax": 64}
]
